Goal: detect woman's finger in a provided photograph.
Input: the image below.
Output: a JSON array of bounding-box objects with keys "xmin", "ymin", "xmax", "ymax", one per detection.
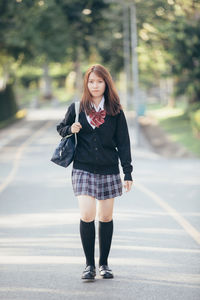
[
  {"xmin": 71, "ymin": 122, "xmax": 82, "ymax": 133},
  {"xmin": 75, "ymin": 122, "xmax": 82, "ymax": 128},
  {"xmin": 124, "ymin": 181, "xmax": 133, "ymax": 192},
  {"xmin": 124, "ymin": 182, "xmax": 128, "ymax": 192},
  {"xmin": 128, "ymin": 182, "xmax": 132, "ymax": 191}
]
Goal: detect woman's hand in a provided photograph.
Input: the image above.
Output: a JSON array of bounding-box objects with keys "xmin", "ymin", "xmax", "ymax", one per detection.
[
  {"xmin": 71, "ymin": 122, "xmax": 82, "ymax": 133},
  {"xmin": 124, "ymin": 180, "xmax": 133, "ymax": 192}
]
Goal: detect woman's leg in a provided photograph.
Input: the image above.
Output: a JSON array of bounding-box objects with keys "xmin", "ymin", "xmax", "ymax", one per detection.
[
  {"xmin": 78, "ymin": 195, "xmax": 96, "ymax": 268},
  {"xmin": 78, "ymin": 195, "xmax": 96, "ymax": 222},
  {"xmin": 97, "ymin": 198, "xmax": 114, "ymax": 267}
]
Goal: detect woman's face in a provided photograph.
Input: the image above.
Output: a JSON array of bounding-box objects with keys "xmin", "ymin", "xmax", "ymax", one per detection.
[{"xmin": 87, "ymin": 72, "xmax": 106, "ymax": 99}]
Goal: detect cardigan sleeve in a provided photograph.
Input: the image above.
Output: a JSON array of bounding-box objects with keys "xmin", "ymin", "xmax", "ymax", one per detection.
[
  {"xmin": 115, "ymin": 110, "xmax": 133, "ymax": 181},
  {"xmin": 56, "ymin": 103, "xmax": 76, "ymax": 137}
]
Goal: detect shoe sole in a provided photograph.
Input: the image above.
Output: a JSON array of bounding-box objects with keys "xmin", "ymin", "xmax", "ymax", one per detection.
[
  {"xmin": 81, "ymin": 274, "xmax": 96, "ymax": 281},
  {"xmin": 82, "ymin": 278, "xmax": 95, "ymax": 282},
  {"xmin": 100, "ymin": 274, "xmax": 114, "ymax": 279}
]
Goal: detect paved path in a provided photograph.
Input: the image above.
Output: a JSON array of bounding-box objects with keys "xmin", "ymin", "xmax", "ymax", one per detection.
[{"xmin": 0, "ymin": 107, "xmax": 200, "ymax": 300}]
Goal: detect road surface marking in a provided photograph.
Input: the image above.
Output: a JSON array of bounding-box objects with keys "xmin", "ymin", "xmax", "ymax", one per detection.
[
  {"xmin": 135, "ymin": 181, "xmax": 200, "ymax": 246},
  {"xmin": 0, "ymin": 120, "xmax": 54, "ymax": 194},
  {"xmin": 0, "ymin": 255, "xmax": 170, "ymax": 266}
]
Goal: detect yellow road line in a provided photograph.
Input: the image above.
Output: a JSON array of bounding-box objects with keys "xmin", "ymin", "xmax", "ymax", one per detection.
[
  {"xmin": 135, "ymin": 181, "xmax": 200, "ymax": 246},
  {"xmin": 0, "ymin": 120, "xmax": 54, "ymax": 194}
]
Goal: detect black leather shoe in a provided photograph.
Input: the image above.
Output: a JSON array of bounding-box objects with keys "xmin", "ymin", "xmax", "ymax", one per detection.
[
  {"xmin": 81, "ymin": 265, "xmax": 96, "ymax": 280},
  {"xmin": 99, "ymin": 265, "xmax": 114, "ymax": 279}
]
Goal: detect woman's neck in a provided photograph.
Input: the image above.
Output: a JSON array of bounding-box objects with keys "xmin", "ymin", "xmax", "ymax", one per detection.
[{"xmin": 92, "ymin": 96, "xmax": 102, "ymax": 109}]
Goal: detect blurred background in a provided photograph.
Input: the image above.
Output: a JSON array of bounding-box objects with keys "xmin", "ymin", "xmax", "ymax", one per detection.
[
  {"xmin": 0, "ymin": 2, "xmax": 200, "ymax": 298},
  {"xmin": 0, "ymin": 0, "xmax": 200, "ymax": 155}
]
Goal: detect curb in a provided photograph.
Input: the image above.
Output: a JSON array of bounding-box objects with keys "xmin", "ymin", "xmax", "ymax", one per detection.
[{"xmin": 138, "ymin": 115, "xmax": 196, "ymax": 158}]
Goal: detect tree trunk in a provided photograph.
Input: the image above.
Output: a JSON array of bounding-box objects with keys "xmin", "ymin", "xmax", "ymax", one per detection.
[
  {"xmin": 167, "ymin": 78, "xmax": 175, "ymax": 107},
  {"xmin": 41, "ymin": 63, "xmax": 52, "ymax": 100},
  {"xmin": 74, "ymin": 62, "xmax": 82, "ymax": 100},
  {"xmin": 0, "ymin": 64, "xmax": 9, "ymax": 90},
  {"xmin": 74, "ymin": 48, "xmax": 83, "ymax": 100}
]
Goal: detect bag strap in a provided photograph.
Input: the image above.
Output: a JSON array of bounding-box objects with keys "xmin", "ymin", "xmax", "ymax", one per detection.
[
  {"xmin": 75, "ymin": 101, "xmax": 80, "ymax": 122},
  {"xmin": 74, "ymin": 101, "xmax": 80, "ymax": 145}
]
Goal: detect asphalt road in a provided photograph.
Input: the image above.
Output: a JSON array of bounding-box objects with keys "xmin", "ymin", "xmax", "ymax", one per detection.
[{"xmin": 0, "ymin": 107, "xmax": 200, "ymax": 300}]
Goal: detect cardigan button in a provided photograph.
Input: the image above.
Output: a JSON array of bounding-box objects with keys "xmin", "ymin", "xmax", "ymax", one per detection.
[{"xmin": 95, "ymin": 147, "xmax": 98, "ymax": 150}]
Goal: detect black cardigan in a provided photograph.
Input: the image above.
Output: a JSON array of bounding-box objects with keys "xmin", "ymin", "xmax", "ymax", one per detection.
[{"xmin": 57, "ymin": 103, "xmax": 133, "ymax": 181}]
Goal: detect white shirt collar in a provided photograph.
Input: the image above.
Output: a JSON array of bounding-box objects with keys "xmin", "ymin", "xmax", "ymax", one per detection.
[{"xmin": 92, "ymin": 96, "xmax": 105, "ymax": 112}]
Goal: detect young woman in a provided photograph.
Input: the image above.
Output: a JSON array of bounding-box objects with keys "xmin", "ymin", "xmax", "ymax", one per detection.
[{"xmin": 57, "ymin": 64, "xmax": 133, "ymax": 280}]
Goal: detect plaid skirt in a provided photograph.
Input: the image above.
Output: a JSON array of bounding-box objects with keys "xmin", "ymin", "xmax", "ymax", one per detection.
[{"xmin": 71, "ymin": 168, "xmax": 122, "ymax": 200}]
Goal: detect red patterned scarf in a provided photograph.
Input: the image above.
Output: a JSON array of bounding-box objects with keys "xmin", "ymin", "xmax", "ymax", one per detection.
[{"xmin": 89, "ymin": 108, "xmax": 106, "ymax": 128}]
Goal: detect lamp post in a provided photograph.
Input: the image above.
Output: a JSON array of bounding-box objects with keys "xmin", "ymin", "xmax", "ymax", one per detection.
[
  {"xmin": 123, "ymin": 4, "xmax": 131, "ymax": 110},
  {"xmin": 130, "ymin": 1, "xmax": 140, "ymax": 146},
  {"xmin": 104, "ymin": 0, "xmax": 140, "ymax": 146}
]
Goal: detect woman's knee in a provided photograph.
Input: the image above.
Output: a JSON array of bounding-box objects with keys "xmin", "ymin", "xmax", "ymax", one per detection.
[
  {"xmin": 81, "ymin": 215, "xmax": 95, "ymax": 222},
  {"xmin": 78, "ymin": 195, "xmax": 96, "ymax": 222},
  {"xmin": 80, "ymin": 211, "xmax": 96, "ymax": 222},
  {"xmin": 98, "ymin": 214, "xmax": 113, "ymax": 222}
]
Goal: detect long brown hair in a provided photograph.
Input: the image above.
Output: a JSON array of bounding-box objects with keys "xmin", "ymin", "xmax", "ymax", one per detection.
[{"xmin": 80, "ymin": 64, "xmax": 122, "ymax": 116}]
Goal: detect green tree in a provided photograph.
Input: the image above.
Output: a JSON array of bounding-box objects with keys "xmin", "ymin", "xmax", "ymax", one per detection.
[
  {"xmin": 135, "ymin": 0, "xmax": 200, "ymax": 103},
  {"xmin": 0, "ymin": 0, "xmax": 70, "ymax": 98},
  {"xmin": 167, "ymin": 4, "xmax": 200, "ymax": 103}
]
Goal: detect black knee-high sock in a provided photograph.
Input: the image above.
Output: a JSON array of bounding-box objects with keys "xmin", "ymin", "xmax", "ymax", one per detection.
[
  {"xmin": 80, "ymin": 219, "xmax": 95, "ymax": 267},
  {"xmin": 98, "ymin": 220, "xmax": 113, "ymax": 266}
]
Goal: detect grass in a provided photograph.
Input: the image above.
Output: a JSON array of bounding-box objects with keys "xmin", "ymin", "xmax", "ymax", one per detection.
[
  {"xmin": 0, "ymin": 109, "xmax": 27, "ymax": 129},
  {"xmin": 146, "ymin": 102, "xmax": 200, "ymax": 157}
]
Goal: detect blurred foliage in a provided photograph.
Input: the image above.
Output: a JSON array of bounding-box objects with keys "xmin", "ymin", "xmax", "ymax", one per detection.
[
  {"xmin": 191, "ymin": 110, "xmax": 200, "ymax": 138},
  {"xmin": 0, "ymin": 0, "xmax": 70, "ymax": 63},
  {"xmin": 0, "ymin": 0, "xmax": 200, "ymax": 105},
  {"xmin": 185, "ymin": 102, "xmax": 200, "ymax": 117},
  {"xmin": 136, "ymin": 0, "xmax": 200, "ymax": 103},
  {"xmin": 0, "ymin": 84, "xmax": 18, "ymax": 122}
]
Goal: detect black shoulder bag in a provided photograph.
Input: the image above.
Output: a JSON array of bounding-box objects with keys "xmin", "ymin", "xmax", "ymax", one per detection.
[{"xmin": 50, "ymin": 101, "xmax": 80, "ymax": 168}]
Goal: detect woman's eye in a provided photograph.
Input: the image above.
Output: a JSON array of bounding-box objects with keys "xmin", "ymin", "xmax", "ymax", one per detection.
[{"xmin": 88, "ymin": 80, "xmax": 103, "ymax": 83}]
